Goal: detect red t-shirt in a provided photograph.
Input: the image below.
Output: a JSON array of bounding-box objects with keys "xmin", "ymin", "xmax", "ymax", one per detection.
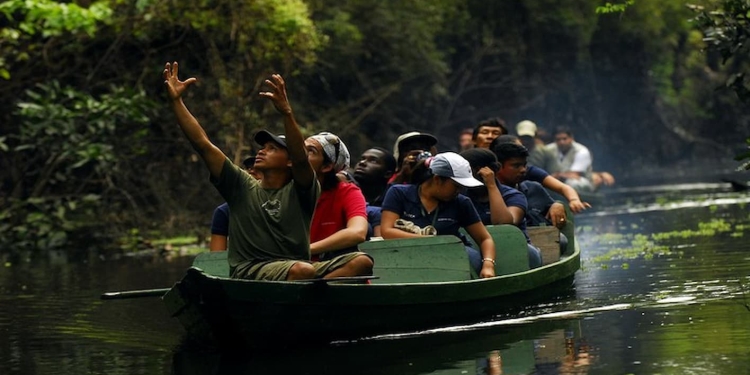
[{"xmin": 310, "ymin": 182, "xmax": 367, "ymax": 261}]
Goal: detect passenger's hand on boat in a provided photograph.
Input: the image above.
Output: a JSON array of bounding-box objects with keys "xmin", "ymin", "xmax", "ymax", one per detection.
[
  {"xmin": 260, "ymin": 74, "xmax": 293, "ymax": 115},
  {"xmin": 163, "ymin": 62, "xmax": 197, "ymax": 100},
  {"xmin": 568, "ymin": 199, "xmax": 591, "ymax": 213},
  {"xmin": 478, "ymin": 167, "xmax": 496, "ymax": 187},
  {"xmin": 548, "ymin": 202, "xmax": 567, "ymax": 229},
  {"xmin": 480, "ymin": 262, "xmax": 495, "ymax": 278}
]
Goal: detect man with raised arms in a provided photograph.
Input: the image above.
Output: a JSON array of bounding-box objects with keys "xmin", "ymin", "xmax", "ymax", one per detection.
[{"xmin": 163, "ymin": 62, "xmax": 372, "ymax": 281}]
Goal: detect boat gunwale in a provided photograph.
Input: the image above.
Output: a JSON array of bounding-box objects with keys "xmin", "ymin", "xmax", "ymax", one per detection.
[{"xmin": 191, "ymin": 243, "xmax": 580, "ymax": 290}]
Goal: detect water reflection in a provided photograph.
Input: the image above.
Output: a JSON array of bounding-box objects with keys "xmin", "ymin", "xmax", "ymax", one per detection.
[{"xmin": 171, "ymin": 319, "xmax": 593, "ymax": 375}]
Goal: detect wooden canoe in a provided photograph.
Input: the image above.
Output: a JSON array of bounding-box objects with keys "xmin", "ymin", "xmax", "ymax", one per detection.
[{"xmin": 163, "ymin": 218, "xmax": 580, "ymax": 347}]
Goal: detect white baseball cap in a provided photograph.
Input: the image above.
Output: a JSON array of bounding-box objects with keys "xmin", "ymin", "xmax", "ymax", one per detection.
[{"xmin": 428, "ymin": 152, "xmax": 483, "ymax": 188}]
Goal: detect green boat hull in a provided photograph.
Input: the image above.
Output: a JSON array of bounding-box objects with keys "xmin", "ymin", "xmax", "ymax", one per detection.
[{"xmin": 163, "ymin": 222, "xmax": 581, "ymax": 347}]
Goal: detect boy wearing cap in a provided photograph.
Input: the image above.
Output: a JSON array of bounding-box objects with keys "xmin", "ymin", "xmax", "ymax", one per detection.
[
  {"xmin": 305, "ymin": 132, "xmax": 373, "ymax": 270},
  {"xmin": 164, "ymin": 62, "xmax": 367, "ymax": 281},
  {"xmin": 380, "ymin": 152, "xmax": 496, "ymax": 278}
]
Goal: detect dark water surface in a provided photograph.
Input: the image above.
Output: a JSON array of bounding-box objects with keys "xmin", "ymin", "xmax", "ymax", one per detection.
[{"xmin": 1, "ymin": 183, "xmax": 749, "ymax": 375}]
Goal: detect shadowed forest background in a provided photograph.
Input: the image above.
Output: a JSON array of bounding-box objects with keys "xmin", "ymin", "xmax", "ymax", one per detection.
[{"xmin": 1, "ymin": 0, "xmax": 748, "ymax": 252}]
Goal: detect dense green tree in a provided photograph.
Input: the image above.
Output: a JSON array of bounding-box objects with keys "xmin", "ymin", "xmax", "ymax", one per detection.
[
  {"xmin": 690, "ymin": 0, "xmax": 750, "ymax": 170},
  {"xmin": 1, "ymin": 0, "xmax": 747, "ymax": 252}
]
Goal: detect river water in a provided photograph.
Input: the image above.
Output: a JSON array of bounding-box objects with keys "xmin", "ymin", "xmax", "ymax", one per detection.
[{"xmin": 1, "ymin": 181, "xmax": 749, "ymax": 375}]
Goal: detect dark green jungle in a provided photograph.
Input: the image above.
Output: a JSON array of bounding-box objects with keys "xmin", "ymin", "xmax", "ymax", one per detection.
[{"xmin": 1, "ymin": 0, "xmax": 749, "ymax": 252}]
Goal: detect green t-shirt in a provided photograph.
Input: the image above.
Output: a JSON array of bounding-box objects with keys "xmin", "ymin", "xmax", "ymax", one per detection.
[{"xmin": 212, "ymin": 158, "xmax": 320, "ymax": 276}]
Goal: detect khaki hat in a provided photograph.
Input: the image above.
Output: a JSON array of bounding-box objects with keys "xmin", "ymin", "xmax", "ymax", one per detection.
[
  {"xmin": 393, "ymin": 132, "xmax": 438, "ymax": 161},
  {"xmin": 516, "ymin": 120, "xmax": 538, "ymax": 137}
]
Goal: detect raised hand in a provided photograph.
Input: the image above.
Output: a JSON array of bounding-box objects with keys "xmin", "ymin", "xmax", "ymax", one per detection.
[
  {"xmin": 260, "ymin": 74, "xmax": 292, "ymax": 115},
  {"xmin": 163, "ymin": 62, "xmax": 197, "ymax": 100},
  {"xmin": 477, "ymin": 167, "xmax": 497, "ymax": 186}
]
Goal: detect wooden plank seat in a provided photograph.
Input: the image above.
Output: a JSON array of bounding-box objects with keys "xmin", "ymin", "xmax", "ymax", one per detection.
[
  {"xmin": 192, "ymin": 235, "xmax": 474, "ymax": 283},
  {"xmin": 527, "ymin": 226, "xmax": 560, "ymax": 265},
  {"xmin": 359, "ymin": 236, "xmax": 472, "ymax": 283}
]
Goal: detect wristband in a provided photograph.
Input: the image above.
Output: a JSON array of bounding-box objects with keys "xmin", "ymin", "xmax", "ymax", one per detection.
[{"xmin": 482, "ymin": 258, "xmax": 496, "ymax": 265}]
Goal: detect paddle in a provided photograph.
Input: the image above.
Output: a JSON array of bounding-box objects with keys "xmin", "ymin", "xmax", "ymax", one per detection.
[
  {"xmin": 101, "ymin": 288, "xmax": 171, "ymax": 300},
  {"xmin": 100, "ymin": 275, "xmax": 379, "ymax": 300}
]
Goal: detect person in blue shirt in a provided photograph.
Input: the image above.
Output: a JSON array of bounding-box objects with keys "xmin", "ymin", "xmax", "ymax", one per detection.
[
  {"xmin": 459, "ymin": 148, "xmax": 542, "ymax": 269},
  {"xmin": 380, "ymin": 152, "xmax": 496, "ymax": 278},
  {"xmin": 492, "ymin": 134, "xmax": 591, "ymax": 215}
]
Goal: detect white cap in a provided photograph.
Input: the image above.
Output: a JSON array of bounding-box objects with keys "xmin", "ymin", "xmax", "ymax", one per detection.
[
  {"xmin": 429, "ymin": 152, "xmax": 483, "ymax": 188},
  {"xmin": 516, "ymin": 120, "xmax": 538, "ymax": 137},
  {"xmin": 393, "ymin": 132, "xmax": 437, "ymax": 161}
]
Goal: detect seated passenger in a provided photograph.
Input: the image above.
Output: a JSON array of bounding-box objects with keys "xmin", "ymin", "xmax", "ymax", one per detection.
[
  {"xmin": 472, "ymin": 117, "xmax": 508, "ymax": 149},
  {"xmin": 352, "ymin": 147, "xmax": 396, "ymax": 206},
  {"xmin": 492, "ymin": 135, "xmax": 592, "ymax": 214},
  {"xmin": 390, "ymin": 132, "xmax": 438, "ymax": 183},
  {"xmin": 544, "ymin": 127, "xmax": 593, "ymax": 192},
  {"xmin": 458, "ymin": 128, "xmax": 474, "ymax": 151},
  {"xmin": 460, "ymin": 148, "xmax": 542, "ymax": 269},
  {"xmin": 380, "ymin": 152, "xmax": 496, "ymax": 278},
  {"xmin": 166, "ymin": 66, "xmax": 370, "ymax": 281},
  {"xmin": 495, "ymin": 143, "xmax": 573, "ymax": 254},
  {"xmin": 305, "ymin": 132, "xmax": 371, "ymax": 263},
  {"xmin": 515, "ymin": 120, "xmax": 561, "ymax": 173}
]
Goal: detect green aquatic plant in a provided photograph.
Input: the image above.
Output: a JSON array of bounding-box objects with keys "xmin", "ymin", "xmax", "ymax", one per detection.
[
  {"xmin": 588, "ymin": 217, "xmax": 744, "ymax": 268},
  {"xmin": 651, "ymin": 219, "xmax": 732, "ymax": 240},
  {"xmin": 590, "ymin": 240, "xmax": 671, "ymax": 264},
  {"xmin": 655, "ymin": 196, "xmax": 670, "ymax": 205}
]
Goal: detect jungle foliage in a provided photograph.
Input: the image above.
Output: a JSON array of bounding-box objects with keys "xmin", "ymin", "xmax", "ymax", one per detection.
[
  {"xmin": 0, "ymin": 0, "xmax": 748, "ymax": 252},
  {"xmin": 689, "ymin": 0, "xmax": 750, "ymax": 170}
]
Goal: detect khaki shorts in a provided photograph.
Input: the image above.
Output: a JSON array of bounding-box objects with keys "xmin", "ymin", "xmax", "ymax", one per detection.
[{"xmin": 234, "ymin": 252, "xmax": 370, "ymax": 281}]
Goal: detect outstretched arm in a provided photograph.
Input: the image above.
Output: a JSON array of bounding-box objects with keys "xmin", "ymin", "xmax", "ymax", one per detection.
[
  {"xmin": 541, "ymin": 175, "xmax": 591, "ymax": 213},
  {"xmin": 260, "ymin": 74, "xmax": 315, "ymax": 188},
  {"xmin": 163, "ymin": 62, "xmax": 225, "ymax": 178}
]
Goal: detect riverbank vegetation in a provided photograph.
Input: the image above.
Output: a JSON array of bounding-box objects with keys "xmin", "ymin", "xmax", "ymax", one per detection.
[{"xmin": 1, "ymin": 0, "xmax": 748, "ymax": 253}]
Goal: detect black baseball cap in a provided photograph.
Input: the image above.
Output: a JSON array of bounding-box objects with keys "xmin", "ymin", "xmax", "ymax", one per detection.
[{"xmin": 254, "ymin": 130, "xmax": 287, "ymax": 148}]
